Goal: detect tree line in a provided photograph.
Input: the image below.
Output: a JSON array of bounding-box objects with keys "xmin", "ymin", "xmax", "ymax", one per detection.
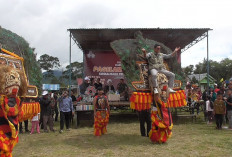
[
  {"xmin": 38, "ymin": 54, "xmax": 232, "ymax": 86},
  {"xmin": 182, "ymin": 58, "xmax": 232, "ymax": 84},
  {"xmin": 38, "ymin": 54, "xmax": 83, "ymax": 86}
]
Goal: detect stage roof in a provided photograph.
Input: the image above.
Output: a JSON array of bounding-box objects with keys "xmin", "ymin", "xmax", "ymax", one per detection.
[{"xmin": 68, "ymin": 28, "xmax": 212, "ymax": 52}]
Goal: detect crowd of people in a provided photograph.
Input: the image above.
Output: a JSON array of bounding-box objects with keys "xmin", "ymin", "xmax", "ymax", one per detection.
[
  {"xmin": 20, "ymin": 77, "xmax": 129, "ymax": 135},
  {"xmin": 80, "ymin": 77, "xmax": 129, "ymax": 100},
  {"xmin": 20, "ymin": 77, "xmax": 232, "ymax": 137},
  {"xmin": 186, "ymin": 81, "xmax": 232, "ymax": 130}
]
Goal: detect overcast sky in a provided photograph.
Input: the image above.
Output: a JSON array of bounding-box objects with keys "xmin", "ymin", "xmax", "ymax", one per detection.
[{"xmin": 0, "ymin": 0, "xmax": 232, "ymax": 68}]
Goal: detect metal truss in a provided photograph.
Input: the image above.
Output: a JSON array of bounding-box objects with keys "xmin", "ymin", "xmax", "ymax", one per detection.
[{"xmin": 181, "ymin": 32, "xmax": 208, "ymax": 53}]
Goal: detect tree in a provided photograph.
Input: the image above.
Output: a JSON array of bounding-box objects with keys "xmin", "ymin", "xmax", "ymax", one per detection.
[
  {"xmin": 219, "ymin": 58, "xmax": 232, "ymax": 81},
  {"xmin": 38, "ymin": 54, "xmax": 60, "ymax": 78},
  {"xmin": 182, "ymin": 65, "xmax": 194, "ymax": 75},
  {"xmin": 62, "ymin": 61, "xmax": 83, "ymax": 80},
  {"xmin": 187, "ymin": 58, "xmax": 232, "ymax": 84},
  {"xmin": 194, "ymin": 58, "xmax": 207, "ymax": 74},
  {"xmin": 38, "ymin": 54, "xmax": 60, "ymax": 70}
]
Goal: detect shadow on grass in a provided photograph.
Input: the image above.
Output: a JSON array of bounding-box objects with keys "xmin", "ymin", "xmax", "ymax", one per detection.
[
  {"xmin": 61, "ymin": 132, "xmax": 152, "ymax": 149},
  {"xmin": 74, "ymin": 111, "xmax": 139, "ymax": 127}
]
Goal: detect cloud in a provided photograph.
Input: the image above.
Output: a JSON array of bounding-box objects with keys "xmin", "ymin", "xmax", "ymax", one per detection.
[{"xmin": 0, "ymin": 0, "xmax": 232, "ymax": 69}]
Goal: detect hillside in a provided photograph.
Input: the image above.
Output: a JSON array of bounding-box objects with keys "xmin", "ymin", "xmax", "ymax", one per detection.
[{"xmin": 0, "ymin": 26, "xmax": 42, "ymax": 91}]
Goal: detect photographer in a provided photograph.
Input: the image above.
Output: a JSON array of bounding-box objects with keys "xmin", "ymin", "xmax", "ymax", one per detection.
[
  {"xmin": 58, "ymin": 91, "xmax": 74, "ymax": 133},
  {"xmin": 39, "ymin": 91, "xmax": 55, "ymax": 132}
]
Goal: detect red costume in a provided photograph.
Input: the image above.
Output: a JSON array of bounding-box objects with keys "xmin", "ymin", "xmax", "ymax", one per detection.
[{"xmin": 94, "ymin": 95, "xmax": 110, "ymax": 136}]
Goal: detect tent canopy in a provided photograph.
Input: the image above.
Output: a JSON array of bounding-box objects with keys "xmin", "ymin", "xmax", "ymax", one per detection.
[{"xmin": 68, "ymin": 28, "xmax": 212, "ymax": 52}]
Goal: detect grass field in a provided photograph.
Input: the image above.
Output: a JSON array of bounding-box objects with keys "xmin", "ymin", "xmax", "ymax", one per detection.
[{"xmin": 13, "ymin": 112, "xmax": 232, "ymax": 157}]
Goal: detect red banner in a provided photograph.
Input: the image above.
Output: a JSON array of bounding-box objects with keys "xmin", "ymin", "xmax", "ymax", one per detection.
[{"xmin": 84, "ymin": 51, "xmax": 124, "ymax": 87}]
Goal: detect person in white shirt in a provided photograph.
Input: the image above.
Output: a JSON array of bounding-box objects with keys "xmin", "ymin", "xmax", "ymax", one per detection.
[
  {"xmin": 206, "ymin": 96, "xmax": 214, "ymax": 124},
  {"xmin": 30, "ymin": 113, "xmax": 40, "ymax": 134}
]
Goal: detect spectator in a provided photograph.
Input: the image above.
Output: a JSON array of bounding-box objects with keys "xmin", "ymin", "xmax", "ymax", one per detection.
[
  {"xmin": 70, "ymin": 91, "xmax": 77, "ymax": 123},
  {"xmin": 117, "ymin": 79, "xmax": 129, "ymax": 101},
  {"xmin": 30, "ymin": 113, "xmax": 40, "ymax": 134},
  {"xmin": 80, "ymin": 77, "xmax": 90, "ymax": 95},
  {"xmin": 71, "ymin": 91, "xmax": 77, "ymax": 102},
  {"xmin": 138, "ymin": 110, "xmax": 151, "ymax": 137},
  {"xmin": 202, "ymin": 89, "xmax": 208, "ymax": 121},
  {"xmin": 58, "ymin": 91, "xmax": 74, "ymax": 133},
  {"xmin": 214, "ymin": 84, "xmax": 220, "ymax": 93},
  {"xmin": 225, "ymin": 89, "xmax": 232, "ymax": 129},
  {"xmin": 187, "ymin": 88, "xmax": 192, "ymax": 108},
  {"xmin": 206, "ymin": 96, "xmax": 214, "ymax": 124},
  {"xmin": 225, "ymin": 83, "xmax": 232, "ymax": 123},
  {"xmin": 197, "ymin": 87, "xmax": 202, "ymax": 100},
  {"xmin": 209, "ymin": 87, "xmax": 217, "ymax": 102},
  {"xmin": 94, "ymin": 78, "xmax": 102, "ymax": 90},
  {"xmin": 225, "ymin": 82, "xmax": 232, "ymax": 98},
  {"xmin": 213, "ymin": 93, "xmax": 226, "ymax": 129},
  {"xmin": 190, "ymin": 88, "xmax": 199, "ymax": 115},
  {"xmin": 53, "ymin": 92, "xmax": 59, "ymax": 122},
  {"xmin": 19, "ymin": 120, "xmax": 29, "ymax": 134},
  {"xmin": 39, "ymin": 91, "xmax": 55, "ymax": 133},
  {"xmin": 90, "ymin": 78, "xmax": 95, "ymax": 86},
  {"xmin": 104, "ymin": 79, "xmax": 115, "ymax": 94}
]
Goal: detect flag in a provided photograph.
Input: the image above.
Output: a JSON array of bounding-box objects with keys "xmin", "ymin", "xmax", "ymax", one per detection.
[{"xmin": 220, "ymin": 78, "xmax": 224, "ymax": 82}]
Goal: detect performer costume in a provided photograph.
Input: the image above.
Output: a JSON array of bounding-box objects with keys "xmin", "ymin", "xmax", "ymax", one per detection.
[
  {"xmin": 149, "ymin": 99, "xmax": 173, "ymax": 143},
  {"xmin": 111, "ymin": 31, "xmax": 187, "ymax": 144},
  {"xmin": 147, "ymin": 52, "xmax": 175, "ymax": 89},
  {"xmin": 0, "ymin": 65, "xmax": 27, "ymax": 157},
  {"xmin": 94, "ymin": 95, "xmax": 109, "ymax": 136}
]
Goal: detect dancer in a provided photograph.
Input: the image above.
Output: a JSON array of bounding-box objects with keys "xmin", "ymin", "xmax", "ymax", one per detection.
[{"xmin": 93, "ymin": 87, "xmax": 110, "ymax": 136}]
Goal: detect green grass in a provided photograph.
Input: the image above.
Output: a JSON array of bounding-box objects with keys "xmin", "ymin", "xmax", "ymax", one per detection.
[{"xmin": 13, "ymin": 112, "xmax": 232, "ymax": 157}]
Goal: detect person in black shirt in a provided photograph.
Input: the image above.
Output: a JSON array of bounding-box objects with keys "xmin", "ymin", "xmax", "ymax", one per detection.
[
  {"xmin": 70, "ymin": 91, "xmax": 77, "ymax": 124},
  {"xmin": 226, "ymin": 89, "xmax": 232, "ymax": 129},
  {"xmin": 138, "ymin": 109, "xmax": 151, "ymax": 137},
  {"xmin": 117, "ymin": 79, "xmax": 129, "ymax": 100},
  {"xmin": 94, "ymin": 78, "xmax": 102, "ymax": 90},
  {"xmin": 71, "ymin": 91, "xmax": 77, "ymax": 102},
  {"xmin": 39, "ymin": 91, "xmax": 55, "ymax": 132},
  {"xmin": 80, "ymin": 77, "xmax": 90, "ymax": 95}
]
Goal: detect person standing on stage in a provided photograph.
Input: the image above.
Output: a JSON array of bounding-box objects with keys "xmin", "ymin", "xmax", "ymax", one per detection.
[{"xmin": 142, "ymin": 44, "xmax": 180, "ymax": 94}]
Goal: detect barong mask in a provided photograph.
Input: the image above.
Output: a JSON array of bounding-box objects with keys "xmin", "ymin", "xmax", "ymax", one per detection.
[
  {"xmin": 5, "ymin": 70, "xmax": 21, "ymax": 96},
  {"xmin": 0, "ymin": 65, "xmax": 27, "ymax": 97}
]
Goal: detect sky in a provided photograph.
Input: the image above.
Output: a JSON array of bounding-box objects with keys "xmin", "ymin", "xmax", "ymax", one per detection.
[{"xmin": 0, "ymin": 0, "xmax": 232, "ymax": 68}]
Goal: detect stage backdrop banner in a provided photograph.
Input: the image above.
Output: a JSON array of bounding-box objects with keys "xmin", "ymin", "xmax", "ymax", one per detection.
[
  {"xmin": 42, "ymin": 84, "xmax": 60, "ymax": 91},
  {"xmin": 84, "ymin": 51, "xmax": 124, "ymax": 87}
]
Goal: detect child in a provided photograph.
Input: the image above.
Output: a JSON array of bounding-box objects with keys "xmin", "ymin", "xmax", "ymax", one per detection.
[
  {"xmin": 213, "ymin": 93, "xmax": 226, "ymax": 129},
  {"xmin": 190, "ymin": 89, "xmax": 199, "ymax": 115},
  {"xmin": 93, "ymin": 87, "xmax": 110, "ymax": 136},
  {"xmin": 206, "ymin": 96, "xmax": 214, "ymax": 124},
  {"xmin": 30, "ymin": 113, "xmax": 40, "ymax": 134}
]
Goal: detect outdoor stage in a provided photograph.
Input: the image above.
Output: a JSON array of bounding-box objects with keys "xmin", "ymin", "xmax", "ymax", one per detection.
[{"xmin": 74, "ymin": 101, "xmax": 130, "ymax": 126}]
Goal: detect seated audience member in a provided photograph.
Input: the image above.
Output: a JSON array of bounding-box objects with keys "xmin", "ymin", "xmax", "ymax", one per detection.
[
  {"xmin": 90, "ymin": 78, "xmax": 95, "ymax": 86},
  {"xmin": 104, "ymin": 79, "xmax": 115, "ymax": 94},
  {"xmin": 80, "ymin": 77, "xmax": 90, "ymax": 95},
  {"xmin": 94, "ymin": 78, "xmax": 102, "ymax": 89},
  {"xmin": 117, "ymin": 79, "xmax": 129, "ymax": 101}
]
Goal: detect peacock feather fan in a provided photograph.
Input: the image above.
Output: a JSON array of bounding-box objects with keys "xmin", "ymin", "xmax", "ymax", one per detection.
[{"xmin": 110, "ymin": 31, "xmax": 174, "ymax": 90}]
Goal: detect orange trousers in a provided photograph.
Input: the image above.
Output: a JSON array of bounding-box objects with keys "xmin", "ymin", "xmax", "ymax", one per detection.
[{"xmin": 94, "ymin": 111, "xmax": 109, "ymax": 136}]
